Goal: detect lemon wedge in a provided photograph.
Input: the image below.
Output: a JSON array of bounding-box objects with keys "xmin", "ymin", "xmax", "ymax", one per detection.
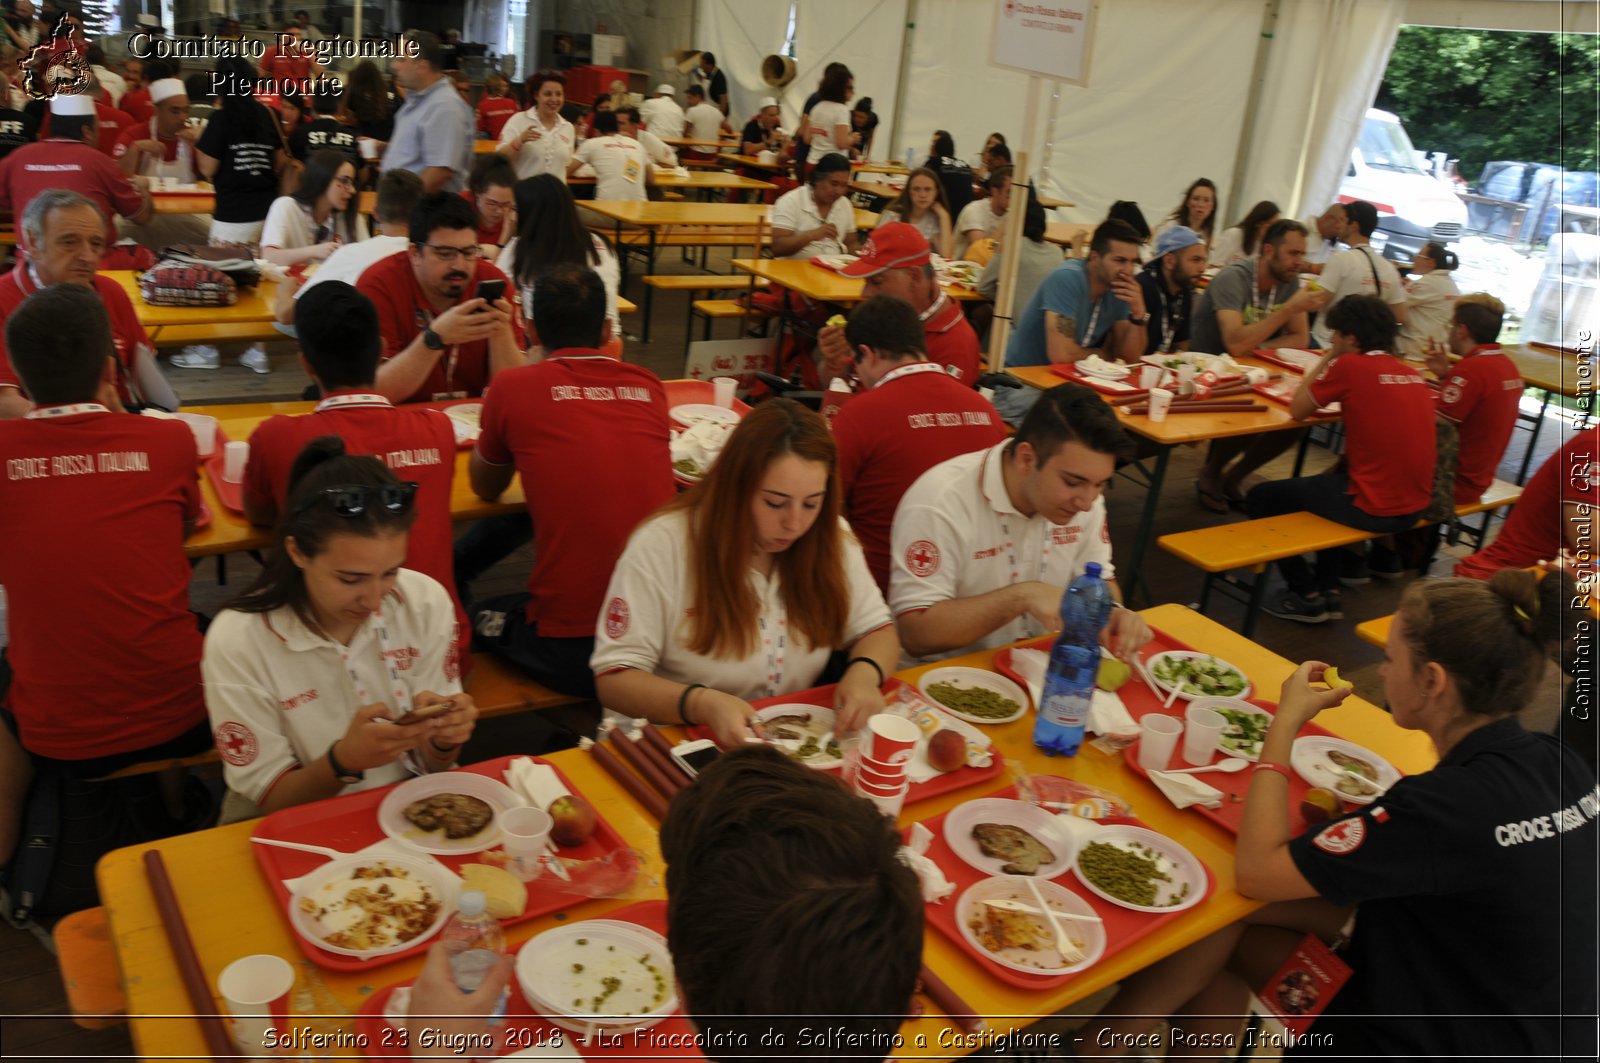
[{"xmin": 1324, "ymin": 666, "xmax": 1354, "ymax": 690}]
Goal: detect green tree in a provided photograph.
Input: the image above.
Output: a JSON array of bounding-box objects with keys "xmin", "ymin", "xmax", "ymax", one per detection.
[{"xmin": 1378, "ymin": 27, "xmax": 1598, "ymax": 184}]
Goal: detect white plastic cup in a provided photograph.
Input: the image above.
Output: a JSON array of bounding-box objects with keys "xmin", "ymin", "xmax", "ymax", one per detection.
[
  {"xmin": 1244, "ymin": 366, "xmax": 1270, "ymax": 386},
  {"xmin": 1136, "ymin": 714, "xmax": 1184, "ymax": 772},
  {"xmin": 356, "ymin": 137, "xmax": 379, "ymax": 160},
  {"xmin": 498, "ymin": 805, "xmax": 552, "ymax": 881},
  {"xmin": 863, "ymin": 713, "xmax": 920, "ymax": 766},
  {"xmin": 222, "ymin": 441, "xmax": 249, "ymax": 483},
  {"xmin": 1146, "ymin": 387, "xmax": 1175, "ymax": 423},
  {"xmin": 1182, "ymin": 705, "xmax": 1226, "ymax": 766},
  {"xmin": 1139, "ymin": 365, "xmax": 1163, "ymax": 390},
  {"xmin": 176, "ymin": 412, "xmax": 217, "ymax": 457},
  {"xmin": 217, "ymin": 953, "xmax": 295, "ymax": 1053},
  {"xmin": 1176, "ymin": 364, "xmax": 1199, "ymax": 396},
  {"xmin": 711, "ymin": 376, "xmax": 737, "ymax": 408},
  {"xmin": 855, "ymin": 775, "xmax": 909, "ymax": 817}
]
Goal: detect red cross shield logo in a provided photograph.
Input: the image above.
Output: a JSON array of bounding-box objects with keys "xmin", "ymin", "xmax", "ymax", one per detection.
[
  {"xmin": 1312, "ymin": 817, "xmax": 1365, "ymax": 855},
  {"xmin": 605, "ymin": 596, "xmax": 630, "ymax": 638},
  {"xmin": 905, "ymin": 539, "xmax": 940, "ymax": 577},
  {"xmin": 214, "ymin": 722, "xmax": 259, "ymax": 767}
]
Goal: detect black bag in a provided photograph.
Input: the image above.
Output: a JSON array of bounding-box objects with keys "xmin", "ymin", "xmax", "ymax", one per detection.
[{"xmin": 159, "ymin": 243, "xmax": 262, "ymax": 289}]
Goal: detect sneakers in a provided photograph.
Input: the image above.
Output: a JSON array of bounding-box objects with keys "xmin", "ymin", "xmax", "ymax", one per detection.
[
  {"xmin": 238, "ymin": 347, "xmax": 271, "ymax": 374},
  {"xmin": 1339, "ymin": 551, "xmax": 1371, "ymax": 586},
  {"xmin": 169, "ymin": 345, "xmax": 220, "ymax": 369},
  {"xmin": 1265, "ymin": 591, "xmax": 1330, "ymax": 624},
  {"xmin": 1369, "ymin": 544, "xmax": 1406, "ymax": 580},
  {"xmin": 1322, "ymin": 589, "xmax": 1345, "ymax": 620}
]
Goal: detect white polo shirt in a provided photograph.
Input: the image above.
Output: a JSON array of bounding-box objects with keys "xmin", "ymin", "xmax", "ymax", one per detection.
[
  {"xmin": 202, "ymin": 569, "xmax": 464, "ymax": 805},
  {"xmin": 889, "ymin": 442, "xmax": 1115, "ymax": 656},
  {"xmin": 769, "ymin": 185, "xmax": 856, "ymax": 259},
  {"xmin": 497, "ymin": 110, "xmax": 576, "ymax": 181},
  {"xmin": 590, "ymin": 510, "xmax": 892, "ymax": 701},
  {"xmin": 573, "ymin": 134, "xmax": 649, "ymax": 201}
]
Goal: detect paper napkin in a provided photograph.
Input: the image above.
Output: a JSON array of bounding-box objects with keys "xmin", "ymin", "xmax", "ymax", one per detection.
[
  {"xmin": 898, "ymin": 822, "xmax": 955, "ymax": 904},
  {"xmin": 1147, "ymin": 770, "xmax": 1225, "ymax": 810}
]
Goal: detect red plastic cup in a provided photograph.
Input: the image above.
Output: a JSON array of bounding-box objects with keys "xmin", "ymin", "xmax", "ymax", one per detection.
[{"xmin": 863, "ymin": 714, "xmax": 920, "ymax": 766}]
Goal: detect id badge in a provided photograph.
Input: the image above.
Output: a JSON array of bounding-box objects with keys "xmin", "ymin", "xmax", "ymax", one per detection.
[{"xmin": 431, "ymin": 390, "xmax": 469, "ymax": 401}]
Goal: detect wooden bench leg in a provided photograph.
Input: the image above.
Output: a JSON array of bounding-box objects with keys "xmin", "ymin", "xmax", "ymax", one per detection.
[
  {"xmin": 1197, "ymin": 572, "xmax": 1216, "ymax": 615},
  {"xmin": 1241, "ymin": 565, "xmax": 1269, "ymax": 639}
]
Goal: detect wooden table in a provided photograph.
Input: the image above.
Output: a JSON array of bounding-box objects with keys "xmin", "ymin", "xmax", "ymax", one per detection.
[
  {"xmin": 179, "ymin": 401, "xmax": 525, "ymax": 559},
  {"xmin": 104, "ymin": 271, "xmax": 280, "ymax": 347},
  {"xmin": 731, "ymin": 256, "xmax": 984, "ymax": 304},
  {"xmin": 661, "ymin": 136, "xmax": 741, "ymax": 149},
  {"xmin": 1043, "ymin": 222, "xmax": 1092, "ymax": 254},
  {"xmin": 96, "ymin": 604, "xmax": 1435, "ymax": 1059},
  {"xmin": 1010, "ymin": 356, "xmax": 1341, "ymax": 603},
  {"xmin": 1490, "ymin": 343, "xmax": 1590, "ymax": 482}
]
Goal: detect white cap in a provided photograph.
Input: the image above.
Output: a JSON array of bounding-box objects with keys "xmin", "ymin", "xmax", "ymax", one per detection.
[
  {"xmin": 49, "ymin": 93, "xmax": 96, "ymax": 117},
  {"xmin": 758, "ymin": 96, "xmax": 778, "ymax": 110},
  {"xmin": 655, "ymin": 84, "xmax": 675, "ymax": 96},
  {"xmin": 135, "ymin": 13, "xmax": 160, "ymax": 27},
  {"xmin": 149, "ymin": 78, "xmax": 187, "ymax": 104}
]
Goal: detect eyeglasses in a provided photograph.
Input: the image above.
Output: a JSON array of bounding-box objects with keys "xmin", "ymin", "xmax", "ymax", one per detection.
[
  {"xmin": 294, "ymin": 482, "xmax": 419, "ymax": 517},
  {"xmin": 420, "ymin": 243, "xmax": 484, "ymax": 263},
  {"xmin": 333, "ymin": 175, "xmax": 356, "ymax": 188}
]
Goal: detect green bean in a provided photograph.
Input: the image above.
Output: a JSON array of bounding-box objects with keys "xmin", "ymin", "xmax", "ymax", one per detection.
[
  {"xmin": 927, "ymin": 682, "xmax": 1019, "ymax": 720},
  {"xmin": 1079, "ymin": 841, "xmax": 1178, "ymax": 907}
]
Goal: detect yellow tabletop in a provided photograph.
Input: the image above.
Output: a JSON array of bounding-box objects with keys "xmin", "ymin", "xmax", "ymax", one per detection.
[
  {"xmin": 98, "ymin": 605, "xmax": 1434, "ymax": 1058},
  {"xmin": 661, "ymin": 136, "xmax": 740, "ymax": 149},
  {"xmin": 179, "ymin": 401, "xmax": 525, "ymax": 559},
  {"xmin": 152, "ymin": 193, "xmax": 215, "ymax": 215},
  {"xmin": 717, "ymin": 152, "xmax": 787, "ymax": 172},
  {"xmin": 1356, "ymin": 615, "xmax": 1392, "ymax": 648},
  {"xmin": 1043, "ymin": 222, "xmax": 1092, "ymax": 251},
  {"xmin": 584, "ymin": 200, "xmax": 877, "ymax": 231},
  {"xmin": 856, "ymin": 161, "xmax": 911, "ymax": 176},
  {"xmin": 1008, "ymin": 356, "xmax": 1339, "ymax": 445},
  {"xmin": 103, "ymin": 270, "xmax": 278, "ymax": 329},
  {"xmin": 851, "ymin": 178, "xmax": 902, "ymax": 200},
  {"xmin": 475, "ymin": 139, "xmax": 499, "ymax": 154},
  {"xmin": 1494, "ymin": 343, "xmax": 1587, "ymax": 398},
  {"xmin": 568, "ymin": 170, "xmax": 776, "ymax": 192},
  {"xmin": 731, "ymin": 257, "xmax": 985, "ymax": 304}
]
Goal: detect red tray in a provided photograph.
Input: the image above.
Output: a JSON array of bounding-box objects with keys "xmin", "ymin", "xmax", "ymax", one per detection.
[
  {"xmin": 1249, "ymin": 377, "xmax": 1340, "ymax": 415},
  {"xmin": 1047, "ymin": 362, "xmax": 1146, "ymax": 397},
  {"xmin": 1250, "ymin": 348, "xmax": 1321, "ymax": 375},
  {"xmin": 204, "ymin": 424, "xmax": 245, "ymax": 513},
  {"xmin": 354, "ymin": 900, "xmax": 704, "ymax": 1060},
  {"xmin": 915, "ymin": 785, "xmax": 1214, "ymax": 989},
  {"xmin": 252, "ymin": 756, "xmax": 634, "ymax": 972},
  {"xmin": 193, "ymin": 497, "xmax": 212, "ymax": 531},
  {"xmin": 685, "ymin": 679, "xmax": 1004, "ymax": 804},
  {"xmin": 663, "ymin": 382, "xmax": 752, "ymax": 488}
]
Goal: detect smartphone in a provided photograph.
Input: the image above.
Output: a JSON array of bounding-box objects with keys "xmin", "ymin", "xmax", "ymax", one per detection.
[
  {"xmin": 670, "ymin": 739, "xmax": 722, "ymax": 778},
  {"xmin": 405, "ymin": 699, "xmax": 454, "ymax": 722},
  {"xmin": 475, "ymin": 279, "xmax": 506, "ymax": 305}
]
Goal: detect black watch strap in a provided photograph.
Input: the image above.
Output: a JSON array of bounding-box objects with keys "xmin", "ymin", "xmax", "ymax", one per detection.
[
  {"xmin": 327, "ymin": 740, "xmax": 363, "ymax": 784},
  {"xmin": 422, "ymin": 326, "xmax": 445, "ymax": 351}
]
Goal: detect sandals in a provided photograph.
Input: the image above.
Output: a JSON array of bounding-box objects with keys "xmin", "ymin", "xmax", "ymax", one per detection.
[{"xmin": 1195, "ymin": 482, "xmax": 1230, "ymax": 514}]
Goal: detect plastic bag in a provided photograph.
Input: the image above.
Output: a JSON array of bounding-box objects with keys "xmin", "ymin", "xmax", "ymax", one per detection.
[{"xmin": 1011, "ymin": 768, "xmax": 1134, "ymax": 820}]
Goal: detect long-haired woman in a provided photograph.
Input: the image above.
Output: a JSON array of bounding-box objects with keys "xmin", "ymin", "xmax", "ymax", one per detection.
[
  {"xmin": 1154, "ymin": 177, "xmax": 1217, "ymax": 247},
  {"xmin": 259, "ymin": 149, "xmax": 367, "ymax": 267},
  {"xmin": 203, "ymin": 439, "xmax": 476, "ymax": 815},
  {"xmin": 1210, "ymin": 199, "xmax": 1280, "ymax": 267},
  {"xmin": 877, "ymin": 166, "xmax": 954, "ymax": 257},
  {"xmin": 592, "ymin": 400, "xmax": 900, "ymax": 747},
  {"xmin": 497, "ymin": 173, "xmax": 621, "ymax": 354}
]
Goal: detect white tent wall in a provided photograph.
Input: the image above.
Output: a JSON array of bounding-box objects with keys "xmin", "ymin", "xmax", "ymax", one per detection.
[
  {"xmin": 696, "ymin": 0, "xmax": 794, "ymax": 125},
  {"xmin": 792, "ymin": 0, "xmax": 908, "ymax": 160},
  {"xmin": 1236, "ymin": 0, "xmax": 1406, "ymax": 228}
]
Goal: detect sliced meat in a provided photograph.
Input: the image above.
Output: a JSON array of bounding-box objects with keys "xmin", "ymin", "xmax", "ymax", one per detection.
[
  {"xmin": 403, "ymin": 794, "xmax": 493, "ymax": 839},
  {"xmin": 972, "ymin": 822, "xmax": 1056, "ymax": 876}
]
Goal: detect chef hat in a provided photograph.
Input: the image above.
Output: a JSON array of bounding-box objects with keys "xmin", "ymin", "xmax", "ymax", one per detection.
[
  {"xmin": 49, "ymin": 93, "xmax": 96, "ymax": 117},
  {"xmin": 148, "ymin": 78, "xmax": 187, "ymax": 104}
]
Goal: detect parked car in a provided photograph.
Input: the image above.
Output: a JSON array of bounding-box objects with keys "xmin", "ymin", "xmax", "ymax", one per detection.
[{"xmin": 1338, "ymin": 109, "xmax": 1468, "ymax": 262}]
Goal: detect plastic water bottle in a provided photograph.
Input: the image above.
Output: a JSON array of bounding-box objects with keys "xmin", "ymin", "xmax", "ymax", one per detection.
[
  {"xmin": 1033, "ymin": 562, "xmax": 1114, "ymax": 757},
  {"xmin": 440, "ymin": 890, "xmax": 506, "ymax": 993}
]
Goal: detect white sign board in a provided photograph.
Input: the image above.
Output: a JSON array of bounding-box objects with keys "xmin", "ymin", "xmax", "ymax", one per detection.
[{"xmin": 989, "ymin": 0, "xmax": 1097, "ymax": 86}]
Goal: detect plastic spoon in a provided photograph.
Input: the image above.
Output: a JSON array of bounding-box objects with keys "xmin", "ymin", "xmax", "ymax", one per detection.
[
  {"xmin": 1161, "ymin": 757, "xmax": 1249, "ymax": 775},
  {"xmin": 984, "ymin": 897, "xmax": 1102, "ymax": 924},
  {"xmin": 250, "ymin": 837, "xmax": 351, "ymax": 860}
]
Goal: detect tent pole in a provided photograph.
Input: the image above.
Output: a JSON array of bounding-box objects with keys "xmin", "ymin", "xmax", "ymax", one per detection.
[
  {"xmin": 988, "ymin": 76, "xmax": 1041, "ymax": 372},
  {"xmin": 887, "ymin": 0, "xmax": 918, "ymax": 164},
  {"xmin": 1226, "ymin": 0, "xmax": 1281, "ymax": 222}
]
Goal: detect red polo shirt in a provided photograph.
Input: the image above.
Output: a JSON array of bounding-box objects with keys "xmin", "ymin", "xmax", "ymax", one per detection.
[
  {"xmin": 833, "ymin": 361, "xmax": 1007, "ymax": 591},
  {"xmin": 37, "ymin": 102, "xmax": 135, "ymax": 157},
  {"xmin": 1457, "ymin": 426, "xmax": 1599, "ymax": 580},
  {"xmin": 120, "ymin": 87, "xmax": 152, "ymax": 123},
  {"xmin": 112, "ymin": 118, "xmax": 182, "ymax": 166},
  {"xmin": 0, "ymin": 407, "xmax": 204, "ymax": 758},
  {"xmin": 922, "ymin": 291, "xmax": 982, "ymax": 386},
  {"xmin": 1436, "ymin": 344, "xmax": 1524, "ymax": 504},
  {"xmin": 476, "ymin": 351, "xmax": 675, "ymax": 636},
  {"xmin": 0, "ymin": 268, "xmax": 150, "ymax": 409},
  {"xmin": 242, "ymin": 391, "xmax": 470, "ymax": 661},
  {"xmin": 476, "ymin": 95, "xmax": 519, "ymax": 140},
  {"xmin": 1309, "ymin": 350, "xmax": 1435, "ymax": 516},
  {"xmin": 356, "ymin": 251, "xmax": 523, "ymax": 404},
  {"xmin": 0, "ymin": 138, "xmax": 145, "ymax": 246}
]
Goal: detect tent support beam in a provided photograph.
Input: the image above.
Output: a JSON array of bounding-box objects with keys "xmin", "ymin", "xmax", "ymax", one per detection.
[
  {"xmin": 1226, "ymin": 0, "xmax": 1281, "ymax": 221},
  {"xmin": 886, "ymin": 0, "xmax": 918, "ymax": 164}
]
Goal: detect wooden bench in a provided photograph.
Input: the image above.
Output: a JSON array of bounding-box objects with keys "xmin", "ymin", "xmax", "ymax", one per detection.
[
  {"xmin": 639, "ymin": 273, "xmax": 768, "ymax": 341},
  {"xmin": 1159, "ymin": 480, "xmax": 1522, "ymax": 636},
  {"xmin": 1355, "ymin": 615, "xmax": 1392, "ymax": 648},
  {"xmin": 688, "ymin": 298, "xmax": 775, "ymax": 343},
  {"xmin": 99, "ymin": 653, "xmax": 585, "ymax": 780},
  {"xmin": 55, "ymin": 907, "xmax": 126, "ymax": 1029},
  {"xmin": 148, "ymin": 322, "xmax": 285, "ymax": 348}
]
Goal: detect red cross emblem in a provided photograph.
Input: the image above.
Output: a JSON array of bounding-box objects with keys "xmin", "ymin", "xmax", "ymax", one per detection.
[
  {"xmin": 905, "ymin": 539, "xmax": 940, "ymax": 577},
  {"xmin": 605, "ymin": 596, "xmax": 630, "ymax": 638},
  {"xmin": 214, "ymin": 722, "xmax": 258, "ymax": 767},
  {"xmin": 1313, "ymin": 817, "xmax": 1365, "ymax": 855}
]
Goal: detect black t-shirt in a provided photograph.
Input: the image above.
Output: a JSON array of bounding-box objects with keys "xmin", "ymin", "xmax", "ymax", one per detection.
[
  {"xmin": 355, "ymin": 112, "xmax": 394, "ymax": 144},
  {"xmin": 195, "ymin": 100, "xmax": 283, "ymax": 223},
  {"xmin": 705, "ymin": 67, "xmax": 728, "ymax": 108},
  {"xmin": 1136, "ymin": 264, "xmax": 1192, "ymax": 356},
  {"xmin": 740, "ymin": 117, "xmax": 777, "ymax": 153},
  {"xmin": 1288, "ymin": 717, "xmax": 1598, "ymax": 1059},
  {"xmin": 794, "ymin": 90, "xmax": 825, "ymax": 167},
  {"xmin": 289, "ymin": 116, "xmax": 359, "ymax": 164},
  {"xmin": 0, "ymin": 107, "xmax": 38, "ymax": 161}
]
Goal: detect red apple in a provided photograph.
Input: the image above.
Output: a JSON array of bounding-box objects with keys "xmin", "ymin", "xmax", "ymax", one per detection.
[
  {"xmin": 548, "ymin": 794, "xmax": 597, "ymax": 847},
  {"xmin": 926, "ymin": 729, "xmax": 967, "ymax": 773}
]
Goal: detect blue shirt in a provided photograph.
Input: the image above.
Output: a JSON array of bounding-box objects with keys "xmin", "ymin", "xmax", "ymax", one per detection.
[
  {"xmin": 380, "ymin": 77, "xmax": 473, "ymax": 193},
  {"xmin": 1004, "ymin": 258, "xmax": 1128, "ymax": 367}
]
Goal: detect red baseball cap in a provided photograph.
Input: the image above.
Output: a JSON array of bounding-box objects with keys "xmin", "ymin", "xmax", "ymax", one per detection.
[{"xmin": 839, "ymin": 222, "xmax": 932, "ymax": 277}]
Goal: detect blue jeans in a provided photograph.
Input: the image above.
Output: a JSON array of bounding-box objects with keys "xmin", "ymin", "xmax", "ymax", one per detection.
[{"xmin": 1245, "ymin": 472, "xmax": 1423, "ymax": 595}]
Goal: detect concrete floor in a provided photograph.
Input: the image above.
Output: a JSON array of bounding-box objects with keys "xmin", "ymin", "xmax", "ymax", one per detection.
[{"xmin": 2, "ymin": 242, "xmax": 1572, "ymax": 1057}]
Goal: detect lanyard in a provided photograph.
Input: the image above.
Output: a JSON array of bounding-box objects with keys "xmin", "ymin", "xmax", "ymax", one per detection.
[
  {"xmin": 315, "ymin": 392, "xmax": 391, "ymax": 412},
  {"xmin": 756, "ymin": 594, "xmax": 788, "ymax": 698},
  {"xmin": 334, "ymin": 607, "xmax": 412, "ymax": 717},
  {"xmin": 876, "ymin": 361, "xmax": 946, "ymax": 387},
  {"xmin": 1144, "ymin": 273, "xmax": 1181, "ymax": 354},
  {"xmin": 997, "ymin": 513, "xmax": 1052, "ymax": 636},
  {"xmin": 25, "ymin": 402, "xmax": 109, "ymax": 420},
  {"xmin": 1083, "ymin": 296, "xmax": 1104, "ymax": 348}
]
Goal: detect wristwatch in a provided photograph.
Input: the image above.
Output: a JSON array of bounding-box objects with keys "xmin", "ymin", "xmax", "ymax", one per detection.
[
  {"xmin": 1128, "ymin": 312, "xmax": 1151, "ymax": 326},
  {"xmin": 422, "ymin": 326, "xmax": 445, "ymax": 351},
  {"xmin": 327, "ymin": 741, "xmax": 364, "ymax": 784}
]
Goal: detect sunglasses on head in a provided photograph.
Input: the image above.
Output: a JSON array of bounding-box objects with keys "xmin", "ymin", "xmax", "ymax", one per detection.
[{"xmin": 294, "ymin": 482, "xmax": 419, "ymax": 517}]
